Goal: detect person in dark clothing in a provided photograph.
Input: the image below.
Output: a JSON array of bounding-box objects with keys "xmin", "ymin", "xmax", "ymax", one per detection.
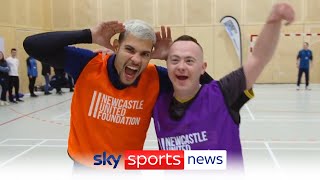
[
  {"xmin": 296, "ymin": 42, "xmax": 313, "ymax": 90},
  {"xmin": 41, "ymin": 62, "xmax": 52, "ymax": 95},
  {"xmin": 67, "ymin": 73, "xmax": 74, "ymax": 92},
  {"xmin": 26, "ymin": 56, "xmax": 38, "ymax": 97},
  {"xmin": 52, "ymin": 67, "xmax": 66, "ymax": 95},
  {"xmin": 0, "ymin": 51, "xmax": 10, "ymax": 105},
  {"xmin": 51, "ymin": 67, "xmax": 72, "ymax": 93}
]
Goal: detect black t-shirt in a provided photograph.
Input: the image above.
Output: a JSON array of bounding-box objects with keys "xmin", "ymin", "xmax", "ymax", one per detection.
[
  {"xmin": 218, "ymin": 67, "xmax": 251, "ymax": 124},
  {"xmin": 0, "ymin": 59, "xmax": 9, "ymax": 78},
  {"xmin": 41, "ymin": 62, "xmax": 51, "ymax": 76}
]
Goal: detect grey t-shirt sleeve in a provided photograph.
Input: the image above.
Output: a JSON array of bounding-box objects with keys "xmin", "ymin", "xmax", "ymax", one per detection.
[{"xmin": 218, "ymin": 67, "xmax": 247, "ymax": 107}]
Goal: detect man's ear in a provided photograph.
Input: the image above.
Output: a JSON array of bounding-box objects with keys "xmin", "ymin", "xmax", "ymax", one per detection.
[
  {"xmin": 201, "ymin": 61, "xmax": 207, "ymax": 75},
  {"xmin": 113, "ymin": 39, "xmax": 119, "ymax": 52}
]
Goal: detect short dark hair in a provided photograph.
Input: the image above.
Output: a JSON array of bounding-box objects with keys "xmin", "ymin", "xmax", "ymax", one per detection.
[
  {"xmin": 304, "ymin": 42, "xmax": 309, "ymax": 46},
  {"xmin": 173, "ymin": 35, "xmax": 203, "ymax": 51},
  {"xmin": 11, "ymin": 48, "xmax": 17, "ymax": 52}
]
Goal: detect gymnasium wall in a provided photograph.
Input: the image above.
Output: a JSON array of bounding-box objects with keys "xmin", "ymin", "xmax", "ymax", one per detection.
[
  {"xmin": 0, "ymin": 0, "xmax": 51, "ymax": 93},
  {"xmin": 0, "ymin": 0, "xmax": 319, "ymax": 93}
]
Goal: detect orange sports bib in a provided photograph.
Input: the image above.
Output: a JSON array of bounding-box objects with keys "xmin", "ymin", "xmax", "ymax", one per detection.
[{"xmin": 68, "ymin": 53, "xmax": 160, "ymax": 167}]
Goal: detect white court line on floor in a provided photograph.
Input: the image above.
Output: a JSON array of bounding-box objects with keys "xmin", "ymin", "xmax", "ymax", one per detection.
[
  {"xmin": 245, "ymin": 104, "xmax": 255, "ymax": 121},
  {"xmin": 0, "ymin": 140, "xmax": 48, "ymax": 168},
  {"xmin": 0, "ymin": 139, "xmax": 9, "ymax": 145},
  {"xmin": 264, "ymin": 142, "xmax": 281, "ymax": 169}
]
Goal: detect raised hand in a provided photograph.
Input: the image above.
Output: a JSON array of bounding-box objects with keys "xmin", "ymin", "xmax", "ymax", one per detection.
[
  {"xmin": 267, "ymin": 3, "xmax": 295, "ymax": 25},
  {"xmin": 244, "ymin": 3, "xmax": 295, "ymax": 89},
  {"xmin": 151, "ymin": 26, "xmax": 172, "ymax": 60},
  {"xmin": 90, "ymin": 21, "xmax": 125, "ymax": 50}
]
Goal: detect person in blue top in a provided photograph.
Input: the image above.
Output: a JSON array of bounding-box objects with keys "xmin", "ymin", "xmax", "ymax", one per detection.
[
  {"xmin": 26, "ymin": 56, "xmax": 38, "ymax": 97},
  {"xmin": 296, "ymin": 42, "xmax": 313, "ymax": 90}
]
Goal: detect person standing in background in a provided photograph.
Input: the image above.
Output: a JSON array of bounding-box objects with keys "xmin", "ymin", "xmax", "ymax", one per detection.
[
  {"xmin": 296, "ymin": 42, "xmax": 313, "ymax": 90},
  {"xmin": 52, "ymin": 67, "xmax": 65, "ymax": 95},
  {"xmin": 67, "ymin": 73, "xmax": 74, "ymax": 92},
  {"xmin": 41, "ymin": 62, "xmax": 52, "ymax": 95},
  {"xmin": 0, "ymin": 51, "xmax": 10, "ymax": 105},
  {"xmin": 6, "ymin": 48, "xmax": 23, "ymax": 103},
  {"xmin": 26, "ymin": 56, "xmax": 38, "ymax": 97}
]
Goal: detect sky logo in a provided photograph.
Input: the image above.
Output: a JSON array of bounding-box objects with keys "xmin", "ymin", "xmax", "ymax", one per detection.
[{"xmin": 93, "ymin": 152, "xmax": 122, "ymax": 169}]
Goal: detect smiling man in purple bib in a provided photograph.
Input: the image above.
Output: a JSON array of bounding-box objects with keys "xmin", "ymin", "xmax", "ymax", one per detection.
[{"xmin": 153, "ymin": 3, "xmax": 295, "ymax": 172}]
